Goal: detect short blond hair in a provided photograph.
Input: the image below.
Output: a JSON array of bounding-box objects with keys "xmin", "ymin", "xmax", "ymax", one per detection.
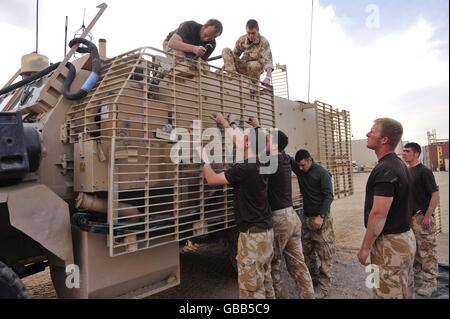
[{"xmin": 374, "ymin": 118, "xmax": 403, "ymax": 149}]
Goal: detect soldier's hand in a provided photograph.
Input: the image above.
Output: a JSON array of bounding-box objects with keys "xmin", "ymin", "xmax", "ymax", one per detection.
[
  {"xmin": 311, "ymin": 215, "xmax": 324, "ymax": 230},
  {"xmin": 193, "ymin": 46, "xmax": 207, "ymax": 57},
  {"xmin": 246, "ymin": 117, "xmax": 260, "ymax": 128},
  {"xmin": 227, "ymin": 114, "xmax": 238, "ymax": 126},
  {"xmin": 422, "ymin": 215, "xmax": 433, "ymax": 231},
  {"xmin": 211, "ymin": 113, "xmax": 227, "ymax": 127},
  {"xmin": 262, "ymin": 77, "xmax": 272, "ymax": 87},
  {"xmin": 357, "ymin": 247, "xmax": 370, "ymax": 266},
  {"xmin": 195, "ymin": 146, "xmax": 210, "ymax": 164}
]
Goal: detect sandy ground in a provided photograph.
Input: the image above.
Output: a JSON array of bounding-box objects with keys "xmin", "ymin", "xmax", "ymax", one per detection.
[{"xmin": 22, "ymin": 172, "xmax": 449, "ymax": 299}]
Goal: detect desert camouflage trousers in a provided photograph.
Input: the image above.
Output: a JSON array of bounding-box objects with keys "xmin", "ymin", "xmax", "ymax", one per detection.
[
  {"xmin": 162, "ymin": 40, "xmax": 185, "ymax": 60},
  {"xmin": 162, "ymin": 40, "xmax": 210, "ymax": 71},
  {"xmin": 271, "ymin": 207, "xmax": 315, "ymax": 299},
  {"xmin": 412, "ymin": 214, "xmax": 438, "ymax": 291},
  {"xmin": 222, "ymin": 48, "xmax": 264, "ymax": 81},
  {"xmin": 237, "ymin": 228, "xmax": 275, "ymax": 299},
  {"xmin": 300, "ymin": 213, "xmax": 336, "ymax": 293},
  {"xmin": 370, "ymin": 229, "xmax": 416, "ymax": 299}
]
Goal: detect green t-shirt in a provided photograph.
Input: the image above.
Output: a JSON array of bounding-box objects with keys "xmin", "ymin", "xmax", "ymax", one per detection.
[{"xmin": 290, "ymin": 158, "xmax": 334, "ymax": 217}]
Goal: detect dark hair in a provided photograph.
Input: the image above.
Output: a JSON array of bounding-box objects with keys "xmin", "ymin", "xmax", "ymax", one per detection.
[
  {"xmin": 295, "ymin": 149, "xmax": 312, "ymax": 162},
  {"xmin": 374, "ymin": 118, "xmax": 403, "ymax": 149},
  {"xmin": 204, "ymin": 19, "xmax": 223, "ymax": 35},
  {"xmin": 246, "ymin": 19, "xmax": 259, "ymax": 30},
  {"xmin": 404, "ymin": 142, "xmax": 422, "ymax": 155},
  {"xmin": 271, "ymin": 130, "xmax": 288, "ymax": 152},
  {"xmin": 247, "ymin": 127, "xmax": 267, "ymax": 158}
]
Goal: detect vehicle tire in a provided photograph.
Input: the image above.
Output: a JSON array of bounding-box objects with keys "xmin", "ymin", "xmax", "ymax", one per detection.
[{"xmin": 0, "ymin": 261, "xmax": 31, "ymax": 299}]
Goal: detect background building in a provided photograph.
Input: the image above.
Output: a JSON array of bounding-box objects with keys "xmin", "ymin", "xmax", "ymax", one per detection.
[
  {"xmin": 351, "ymin": 139, "xmax": 405, "ymax": 171},
  {"xmin": 423, "ymin": 130, "xmax": 449, "ymax": 172}
]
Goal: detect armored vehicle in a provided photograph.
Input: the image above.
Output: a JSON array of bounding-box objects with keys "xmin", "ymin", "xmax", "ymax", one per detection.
[{"xmin": 0, "ymin": 3, "xmax": 353, "ymax": 298}]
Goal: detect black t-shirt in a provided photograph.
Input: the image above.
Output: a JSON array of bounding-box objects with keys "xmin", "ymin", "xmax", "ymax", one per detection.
[
  {"xmin": 268, "ymin": 152, "xmax": 293, "ymax": 211},
  {"xmin": 364, "ymin": 153, "xmax": 411, "ymax": 235},
  {"xmin": 165, "ymin": 20, "xmax": 216, "ymax": 60},
  {"xmin": 225, "ymin": 159, "xmax": 272, "ymax": 232},
  {"xmin": 409, "ymin": 163, "xmax": 439, "ymax": 214}
]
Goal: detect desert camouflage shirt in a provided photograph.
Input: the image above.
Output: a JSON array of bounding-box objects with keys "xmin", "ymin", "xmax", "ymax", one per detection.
[{"xmin": 233, "ymin": 34, "xmax": 274, "ymax": 71}]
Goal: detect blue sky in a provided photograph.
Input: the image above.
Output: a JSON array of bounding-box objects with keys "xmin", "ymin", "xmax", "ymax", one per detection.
[
  {"xmin": 320, "ymin": 0, "xmax": 449, "ymax": 30},
  {"xmin": 320, "ymin": 0, "xmax": 449, "ymax": 44},
  {"xmin": 314, "ymin": 0, "xmax": 449, "ymax": 143}
]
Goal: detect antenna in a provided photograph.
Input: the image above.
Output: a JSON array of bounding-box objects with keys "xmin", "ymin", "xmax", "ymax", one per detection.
[
  {"xmin": 74, "ymin": 8, "xmax": 93, "ymax": 58},
  {"xmin": 35, "ymin": 0, "xmax": 39, "ymax": 53},
  {"xmin": 75, "ymin": 8, "xmax": 92, "ymax": 41},
  {"xmin": 307, "ymin": 0, "xmax": 314, "ymax": 103},
  {"xmin": 64, "ymin": 16, "xmax": 68, "ymax": 57},
  {"xmin": 82, "ymin": 8, "xmax": 86, "ymax": 28}
]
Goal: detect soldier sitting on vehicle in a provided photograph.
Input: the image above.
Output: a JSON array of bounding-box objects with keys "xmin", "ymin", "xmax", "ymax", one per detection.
[{"xmin": 219, "ymin": 19, "xmax": 273, "ymax": 86}]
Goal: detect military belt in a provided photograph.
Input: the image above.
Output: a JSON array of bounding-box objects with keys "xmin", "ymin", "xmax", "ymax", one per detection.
[{"xmin": 242, "ymin": 226, "xmax": 270, "ymax": 234}]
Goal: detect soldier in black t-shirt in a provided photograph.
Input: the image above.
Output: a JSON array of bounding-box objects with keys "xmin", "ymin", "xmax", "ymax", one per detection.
[
  {"xmin": 163, "ymin": 19, "xmax": 222, "ymax": 60},
  {"xmin": 358, "ymin": 118, "xmax": 416, "ymax": 299},
  {"xmin": 247, "ymin": 117, "xmax": 315, "ymax": 299},
  {"xmin": 198, "ymin": 123, "xmax": 274, "ymax": 299},
  {"xmin": 402, "ymin": 142, "xmax": 440, "ymax": 297}
]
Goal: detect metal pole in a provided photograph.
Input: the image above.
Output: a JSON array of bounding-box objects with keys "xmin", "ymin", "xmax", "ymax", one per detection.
[
  {"xmin": 307, "ymin": 0, "xmax": 314, "ymax": 103},
  {"xmin": 64, "ymin": 16, "xmax": 68, "ymax": 57},
  {"xmin": 36, "ymin": 0, "xmax": 39, "ymax": 53}
]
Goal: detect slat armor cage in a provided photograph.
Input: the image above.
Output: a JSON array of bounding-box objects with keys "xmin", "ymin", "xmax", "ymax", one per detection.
[
  {"xmin": 315, "ymin": 101, "xmax": 353, "ymax": 199},
  {"xmin": 281, "ymin": 100, "xmax": 354, "ymax": 215},
  {"xmin": 67, "ymin": 47, "xmax": 276, "ymax": 256}
]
